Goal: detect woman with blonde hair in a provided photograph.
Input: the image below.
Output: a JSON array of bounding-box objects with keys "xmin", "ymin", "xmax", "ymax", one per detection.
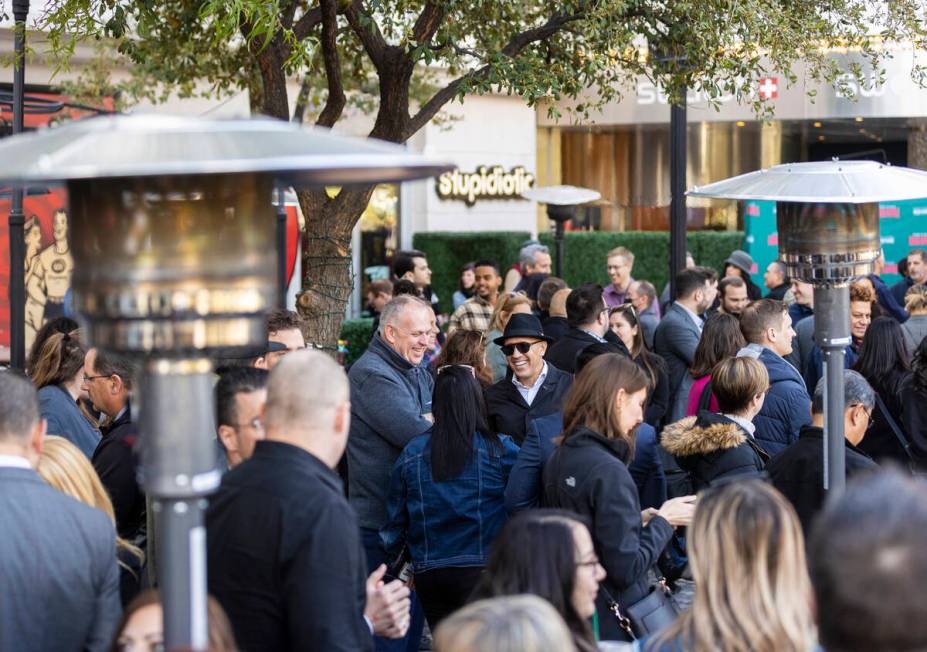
[
  {"xmin": 643, "ymin": 480, "xmax": 816, "ymax": 652},
  {"xmin": 902, "ymin": 283, "xmax": 927, "ymax": 357},
  {"xmin": 485, "ymin": 293, "xmax": 533, "ymax": 382},
  {"xmin": 36, "ymin": 436, "xmax": 144, "ymax": 605},
  {"xmin": 434, "ymin": 595, "xmax": 577, "ymax": 652},
  {"xmin": 31, "ymin": 330, "xmax": 100, "ymax": 458}
]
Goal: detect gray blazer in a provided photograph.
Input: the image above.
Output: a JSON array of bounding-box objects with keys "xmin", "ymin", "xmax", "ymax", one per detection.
[
  {"xmin": 654, "ymin": 303, "xmax": 702, "ymax": 403},
  {"xmin": 786, "ymin": 314, "xmax": 816, "ymax": 390},
  {"xmin": 902, "ymin": 314, "xmax": 927, "ymax": 357},
  {"xmin": 639, "ymin": 305, "xmax": 660, "ymax": 350},
  {"xmin": 0, "ymin": 466, "xmax": 121, "ymax": 652}
]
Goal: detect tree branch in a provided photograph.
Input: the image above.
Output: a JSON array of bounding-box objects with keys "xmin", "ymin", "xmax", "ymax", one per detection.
[
  {"xmin": 412, "ymin": 2, "xmax": 446, "ymax": 45},
  {"xmin": 316, "ymin": 0, "xmax": 345, "ymax": 127},
  {"xmin": 292, "ymin": 73, "xmax": 313, "ymax": 123},
  {"xmin": 344, "ymin": 0, "xmax": 387, "ymax": 71},
  {"xmin": 405, "ymin": 11, "xmax": 584, "ymax": 138},
  {"xmin": 293, "ymin": 4, "xmax": 323, "ymax": 41}
]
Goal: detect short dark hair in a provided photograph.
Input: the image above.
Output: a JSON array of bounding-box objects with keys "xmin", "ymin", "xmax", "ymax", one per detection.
[
  {"xmin": 809, "ymin": 470, "xmax": 927, "ymax": 652},
  {"xmin": 675, "ymin": 266, "xmax": 718, "ymax": 300},
  {"xmin": 537, "ymin": 277, "xmax": 568, "ymax": 311},
  {"xmin": 392, "ymin": 279, "xmax": 418, "ymax": 297},
  {"xmin": 0, "ymin": 372, "xmax": 40, "ymax": 443},
  {"xmin": 574, "ymin": 342, "xmax": 614, "ymax": 375},
  {"xmin": 473, "ymin": 259, "xmax": 501, "ymax": 276},
  {"xmin": 718, "ymin": 275, "xmax": 746, "ymax": 297},
  {"xmin": 739, "ymin": 298, "xmax": 787, "ymax": 344},
  {"xmin": 566, "ymin": 283, "xmax": 605, "ymax": 327},
  {"xmin": 266, "ymin": 308, "xmax": 301, "ymax": 335},
  {"xmin": 93, "ymin": 348, "xmax": 139, "ymax": 391},
  {"xmin": 392, "ymin": 249, "xmax": 427, "ymax": 279},
  {"xmin": 216, "ymin": 367, "xmax": 268, "ymax": 428}
]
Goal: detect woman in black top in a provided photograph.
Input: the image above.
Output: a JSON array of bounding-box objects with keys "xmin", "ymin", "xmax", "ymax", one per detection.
[
  {"xmin": 609, "ymin": 304, "xmax": 670, "ymax": 427},
  {"xmin": 901, "ymin": 336, "xmax": 927, "ymax": 471},
  {"xmin": 542, "ymin": 354, "xmax": 695, "ymax": 641},
  {"xmin": 853, "ymin": 316, "xmax": 912, "ymax": 466}
]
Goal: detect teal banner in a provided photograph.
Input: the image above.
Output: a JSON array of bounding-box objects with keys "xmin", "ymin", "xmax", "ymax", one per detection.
[{"xmin": 742, "ymin": 199, "xmax": 927, "ymax": 287}]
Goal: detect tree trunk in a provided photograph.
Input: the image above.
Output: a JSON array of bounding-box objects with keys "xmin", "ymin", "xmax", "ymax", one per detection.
[{"xmin": 296, "ymin": 186, "xmax": 376, "ymax": 348}]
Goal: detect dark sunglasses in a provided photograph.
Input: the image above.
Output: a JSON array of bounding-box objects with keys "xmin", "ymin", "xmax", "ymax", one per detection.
[{"xmin": 501, "ymin": 341, "xmax": 543, "ymax": 356}]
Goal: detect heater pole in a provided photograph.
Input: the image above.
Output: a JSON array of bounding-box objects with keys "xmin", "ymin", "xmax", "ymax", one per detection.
[
  {"xmin": 276, "ymin": 187, "xmax": 288, "ymax": 308},
  {"xmin": 669, "ymin": 93, "xmax": 687, "ymax": 301},
  {"xmin": 8, "ymin": 0, "xmax": 29, "ymax": 370},
  {"xmin": 813, "ymin": 285, "xmax": 850, "ymax": 494},
  {"xmin": 140, "ymin": 359, "xmax": 220, "ymax": 652}
]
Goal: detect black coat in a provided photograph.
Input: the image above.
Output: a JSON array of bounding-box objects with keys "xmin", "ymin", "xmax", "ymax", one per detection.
[
  {"xmin": 542, "ymin": 426, "xmax": 674, "ymax": 610},
  {"xmin": 766, "ymin": 283, "xmax": 789, "ymax": 301},
  {"xmin": 637, "ymin": 354, "xmax": 670, "ymax": 428},
  {"xmin": 541, "ymin": 315, "xmax": 570, "ymax": 342},
  {"xmin": 900, "ymin": 374, "xmax": 927, "ymax": 471},
  {"xmin": 660, "ymin": 411, "xmax": 768, "ymax": 494},
  {"xmin": 857, "ymin": 375, "xmax": 911, "ymax": 467},
  {"xmin": 485, "ymin": 364, "xmax": 572, "ymax": 446},
  {"xmin": 207, "ymin": 440, "xmax": 371, "ymax": 652},
  {"xmin": 92, "ymin": 403, "xmax": 146, "ymax": 546},
  {"xmin": 767, "ymin": 425, "xmax": 878, "ymax": 533},
  {"xmin": 545, "ymin": 327, "xmax": 629, "ymax": 374}
]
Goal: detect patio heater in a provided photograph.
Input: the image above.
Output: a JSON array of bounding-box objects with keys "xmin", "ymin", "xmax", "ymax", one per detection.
[
  {"xmin": 0, "ymin": 113, "xmax": 450, "ymax": 650},
  {"xmin": 690, "ymin": 160, "xmax": 927, "ymax": 492},
  {"xmin": 522, "ymin": 185, "xmax": 601, "ymax": 277}
]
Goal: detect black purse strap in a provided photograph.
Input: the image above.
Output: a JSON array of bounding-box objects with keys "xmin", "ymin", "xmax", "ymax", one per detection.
[
  {"xmin": 874, "ymin": 393, "xmax": 915, "ymax": 461},
  {"xmin": 697, "ymin": 380, "xmax": 713, "ymax": 412}
]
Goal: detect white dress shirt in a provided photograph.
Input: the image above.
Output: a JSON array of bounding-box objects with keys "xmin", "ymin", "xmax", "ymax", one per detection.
[
  {"xmin": 0, "ymin": 454, "xmax": 31, "ymax": 469},
  {"xmin": 512, "ymin": 362, "xmax": 549, "ymax": 406}
]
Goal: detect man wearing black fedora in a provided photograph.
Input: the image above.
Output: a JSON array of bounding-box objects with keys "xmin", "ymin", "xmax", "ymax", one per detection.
[{"xmin": 484, "ymin": 313, "xmax": 572, "ymax": 446}]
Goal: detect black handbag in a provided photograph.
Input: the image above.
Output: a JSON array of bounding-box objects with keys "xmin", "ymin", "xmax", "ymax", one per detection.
[{"xmin": 604, "ymin": 579, "xmax": 681, "ymax": 640}]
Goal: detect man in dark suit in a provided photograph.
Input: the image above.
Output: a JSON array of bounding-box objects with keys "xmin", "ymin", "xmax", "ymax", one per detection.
[
  {"xmin": 84, "ymin": 347, "xmax": 146, "ymax": 547},
  {"xmin": 485, "ymin": 313, "xmax": 572, "ymax": 446},
  {"xmin": 207, "ymin": 350, "xmax": 411, "ymax": 652},
  {"xmin": 763, "ymin": 260, "xmax": 790, "ymax": 300},
  {"xmin": 545, "ymin": 283, "xmax": 629, "ymax": 373},
  {"xmin": 0, "ymin": 373, "xmax": 120, "ymax": 652},
  {"xmin": 654, "ymin": 267, "xmax": 718, "ymax": 404}
]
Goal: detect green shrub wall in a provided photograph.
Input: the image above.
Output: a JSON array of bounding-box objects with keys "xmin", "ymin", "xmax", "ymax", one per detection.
[
  {"xmin": 340, "ymin": 318, "xmax": 374, "ymax": 367},
  {"xmin": 539, "ymin": 230, "xmax": 744, "ymax": 292}
]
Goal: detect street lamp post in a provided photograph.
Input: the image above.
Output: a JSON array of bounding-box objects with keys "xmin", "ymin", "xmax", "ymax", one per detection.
[
  {"xmin": 8, "ymin": 0, "xmax": 29, "ymax": 370},
  {"xmin": 0, "ymin": 114, "xmax": 450, "ymax": 650},
  {"xmin": 690, "ymin": 160, "xmax": 927, "ymax": 493},
  {"xmin": 669, "ymin": 92, "xmax": 687, "ymax": 302},
  {"xmin": 522, "ymin": 185, "xmax": 601, "ymax": 278}
]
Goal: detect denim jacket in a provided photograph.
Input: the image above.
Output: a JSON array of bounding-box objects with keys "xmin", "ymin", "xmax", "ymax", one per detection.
[{"xmin": 381, "ymin": 431, "xmax": 519, "ymax": 572}]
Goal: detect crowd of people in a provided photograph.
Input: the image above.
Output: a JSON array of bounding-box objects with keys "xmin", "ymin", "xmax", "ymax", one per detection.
[{"xmin": 3, "ymin": 241, "xmax": 927, "ymax": 651}]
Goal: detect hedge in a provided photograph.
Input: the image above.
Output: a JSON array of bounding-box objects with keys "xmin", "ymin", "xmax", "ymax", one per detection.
[
  {"xmin": 413, "ymin": 231, "xmax": 531, "ymax": 314},
  {"xmin": 538, "ymin": 230, "xmax": 745, "ymax": 292},
  {"xmin": 345, "ymin": 231, "xmax": 744, "ymax": 364},
  {"xmin": 340, "ymin": 318, "xmax": 374, "ymax": 367}
]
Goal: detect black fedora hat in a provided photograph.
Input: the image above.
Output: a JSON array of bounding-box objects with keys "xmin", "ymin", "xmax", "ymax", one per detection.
[{"xmin": 493, "ymin": 313, "xmax": 554, "ymax": 346}]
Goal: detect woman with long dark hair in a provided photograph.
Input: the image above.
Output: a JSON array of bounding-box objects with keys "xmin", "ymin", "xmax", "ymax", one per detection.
[
  {"xmin": 852, "ymin": 316, "xmax": 912, "ymax": 466},
  {"xmin": 668, "ymin": 312, "xmax": 746, "ymax": 423},
  {"xmin": 900, "ymin": 336, "xmax": 927, "ymax": 471},
  {"xmin": 473, "ymin": 510, "xmax": 605, "ymax": 652},
  {"xmin": 382, "ymin": 365, "xmax": 519, "ymax": 630},
  {"xmin": 609, "ymin": 304, "xmax": 669, "ymax": 427},
  {"xmin": 543, "ymin": 354, "xmax": 695, "ymax": 642}
]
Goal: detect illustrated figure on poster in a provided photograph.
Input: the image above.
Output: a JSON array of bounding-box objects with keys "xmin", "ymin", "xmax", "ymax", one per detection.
[
  {"xmin": 23, "ymin": 216, "xmax": 45, "ymax": 352},
  {"xmin": 24, "ymin": 209, "xmax": 74, "ymax": 352}
]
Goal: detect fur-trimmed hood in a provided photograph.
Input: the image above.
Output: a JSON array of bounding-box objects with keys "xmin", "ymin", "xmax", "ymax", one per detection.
[{"xmin": 661, "ymin": 415, "xmax": 747, "ymax": 457}]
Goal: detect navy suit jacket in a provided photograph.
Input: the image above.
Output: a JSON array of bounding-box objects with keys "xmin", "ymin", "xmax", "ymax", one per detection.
[
  {"xmin": 504, "ymin": 412, "xmax": 666, "ymax": 513},
  {"xmin": 0, "ymin": 466, "xmax": 121, "ymax": 652}
]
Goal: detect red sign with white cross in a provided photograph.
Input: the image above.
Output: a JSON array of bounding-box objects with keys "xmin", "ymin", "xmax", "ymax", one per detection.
[{"xmin": 758, "ymin": 77, "xmax": 779, "ymax": 100}]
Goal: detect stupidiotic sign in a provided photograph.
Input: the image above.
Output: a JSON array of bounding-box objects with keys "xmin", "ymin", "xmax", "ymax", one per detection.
[{"xmin": 436, "ymin": 165, "xmax": 535, "ymax": 206}]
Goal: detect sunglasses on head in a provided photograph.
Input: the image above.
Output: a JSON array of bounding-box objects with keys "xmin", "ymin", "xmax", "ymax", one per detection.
[{"xmin": 501, "ymin": 341, "xmax": 543, "ymax": 356}]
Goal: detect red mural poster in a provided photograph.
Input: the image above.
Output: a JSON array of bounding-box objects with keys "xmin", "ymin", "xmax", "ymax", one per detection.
[{"xmin": 0, "ymin": 96, "xmax": 301, "ymax": 359}]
